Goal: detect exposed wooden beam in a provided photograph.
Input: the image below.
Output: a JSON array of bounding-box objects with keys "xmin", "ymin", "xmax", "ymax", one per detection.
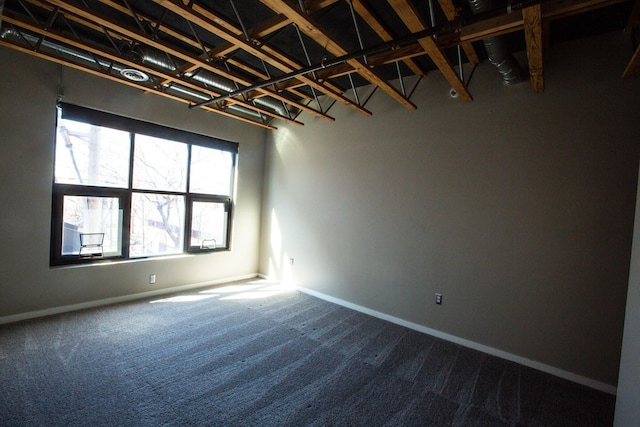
[
  {"xmin": 97, "ymin": 0, "xmax": 319, "ymax": 112},
  {"xmin": 460, "ymin": 0, "xmax": 627, "ymax": 43},
  {"xmin": 276, "ymin": 43, "xmax": 427, "ymax": 91},
  {"xmin": 542, "ymin": 0, "xmax": 628, "ymax": 20},
  {"xmin": 1, "ymin": 12, "xmax": 306, "ymax": 126},
  {"xmin": 437, "ymin": 0, "xmax": 480, "ymax": 64},
  {"xmin": 261, "ymin": 0, "xmax": 417, "ymax": 110},
  {"xmin": 388, "ymin": 0, "xmax": 472, "ymax": 102},
  {"xmin": 0, "ymin": 38, "xmax": 278, "ymax": 130},
  {"xmin": 523, "ymin": 4, "xmax": 544, "ymax": 92},
  {"xmin": 48, "ymin": 0, "xmax": 334, "ymax": 121},
  {"xmin": 350, "ymin": 0, "xmax": 425, "ymax": 76},
  {"xmin": 207, "ymin": 0, "xmax": 341, "ymax": 53},
  {"xmin": 189, "ymin": 0, "xmax": 346, "ymax": 97},
  {"xmin": 153, "ymin": 0, "xmax": 371, "ymax": 116},
  {"xmin": 459, "ymin": 10, "xmax": 523, "ymax": 42}
]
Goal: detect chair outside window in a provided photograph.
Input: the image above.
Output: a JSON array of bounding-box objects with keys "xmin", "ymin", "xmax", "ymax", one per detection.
[
  {"xmin": 201, "ymin": 239, "xmax": 217, "ymax": 250},
  {"xmin": 79, "ymin": 233, "xmax": 104, "ymax": 258}
]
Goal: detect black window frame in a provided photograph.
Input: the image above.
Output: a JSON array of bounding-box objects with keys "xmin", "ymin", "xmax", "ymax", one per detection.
[{"xmin": 50, "ymin": 103, "xmax": 238, "ymax": 266}]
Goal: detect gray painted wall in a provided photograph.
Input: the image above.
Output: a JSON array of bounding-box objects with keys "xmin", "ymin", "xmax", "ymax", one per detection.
[
  {"xmin": 614, "ymin": 168, "xmax": 640, "ymax": 424},
  {"xmin": 0, "ymin": 47, "xmax": 266, "ymax": 318},
  {"xmin": 260, "ymin": 32, "xmax": 640, "ymax": 387}
]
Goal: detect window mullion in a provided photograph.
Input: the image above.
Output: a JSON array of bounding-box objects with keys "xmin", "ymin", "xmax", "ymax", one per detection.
[
  {"xmin": 121, "ymin": 132, "xmax": 136, "ymax": 259},
  {"xmin": 184, "ymin": 145, "xmax": 193, "ymax": 253}
]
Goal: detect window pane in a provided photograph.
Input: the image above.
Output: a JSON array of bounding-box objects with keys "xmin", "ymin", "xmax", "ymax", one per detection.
[
  {"xmin": 190, "ymin": 201, "xmax": 228, "ymax": 249},
  {"xmin": 55, "ymin": 117, "xmax": 130, "ymax": 188},
  {"xmin": 61, "ymin": 196, "xmax": 122, "ymax": 256},
  {"xmin": 132, "ymin": 135, "xmax": 188, "ymax": 192},
  {"xmin": 130, "ymin": 193, "xmax": 185, "ymax": 257},
  {"xmin": 190, "ymin": 146, "xmax": 233, "ymax": 196}
]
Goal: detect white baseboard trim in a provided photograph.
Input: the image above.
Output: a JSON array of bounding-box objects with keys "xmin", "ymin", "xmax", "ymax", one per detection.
[
  {"xmin": 0, "ymin": 273, "xmax": 260, "ymax": 326},
  {"xmin": 297, "ymin": 286, "xmax": 617, "ymax": 396}
]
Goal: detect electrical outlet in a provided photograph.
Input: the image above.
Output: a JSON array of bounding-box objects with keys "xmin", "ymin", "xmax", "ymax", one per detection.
[
  {"xmin": 435, "ymin": 293, "xmax": 443, "ymax": 305},
  {"xmin": 149, "ymin": 274, "xmax": 156, "ymax": 284},
  {"xmin": 289, "ymin": 258, "xmax": 294, "ymax": 266}
]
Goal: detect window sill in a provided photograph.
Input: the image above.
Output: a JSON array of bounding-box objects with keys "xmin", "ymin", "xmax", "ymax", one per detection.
[{"xmin": 50, "ymin": 249, "xmax": 230, "ymax": 269}]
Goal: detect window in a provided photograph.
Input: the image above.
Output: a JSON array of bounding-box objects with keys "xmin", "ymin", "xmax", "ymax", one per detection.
[{"xmin": 50, "ymin": 103, "xmax": 238, "ymax": 266}]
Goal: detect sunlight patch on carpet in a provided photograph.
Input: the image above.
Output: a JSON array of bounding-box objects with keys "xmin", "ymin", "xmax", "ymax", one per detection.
[{"xmin": 148, "ymin": 281, "xmax": 294, "ymax": 304}]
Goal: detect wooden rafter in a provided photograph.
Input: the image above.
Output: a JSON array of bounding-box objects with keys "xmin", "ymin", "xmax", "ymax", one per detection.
[
  {"xmin": 543, "ymin": 0, "xmax": 628, "ymax": 20},
  {"xmin": 1, "ymin": 0, "xmax": 629, "ymax": 129},
  {"xmin": 0, "ymin": 38, "xmax": 278, "ymax": 130},
  {"xmin": 437, "ymin": 0, "xmax": 480, "ymax": 64},
  {"xmin": 46, "ymin": 0, "xmax": 337, "ymax": 122},
  {"xmin": 388, "ymin": 0, "xmax": 472, "ymax": 102},
  {"xmin": 153, "ymin": 0, "xmax": 372, "ymax": 116},
  {"xmin": 459, "ymin": 10, "xmax": 523, "ymax": 43},
  {"xmin": 350, "ymin": 0, "xmax": 425, "ymax": 76},
  {"xmin": 188, "ymin": 0, "xmax": 340, "ymax": 96},
  {"xmin": 460, "ymin": 0, "xmax": 627, "ymax": 43},
  {"xmin": 1, "ymin": 13, "xmax": 307, "ymax": 126},
  {"xmin": 26, "ymin": 0, "xmax": 322, "ymax": 122},
  {"xmin": 203, "ymin": 0, "xmax": 342, "ymax": 62},
  {"xmin": 523, "ymin": 4, "xmax": 544, "ymax": 92},
  {"xmin": 96, "ymin": 0, "xmax": 322, "ymax": 116},
  {"xmin": 260, "ymin": 0, "xmax": 417, "ymax": 110},
  {"xmin": 275, "ymin": 43, "xmax": 427, "ymax": 91},
  {"xmin": 164, "ymin": 0, "xmax": 349, "ymax": 99},
  {"xmin": 97, "ymin": 0, "xmax": 326, "ymax": 110},
  {"xmin": 49, "ymin": 0, "xmax": 308, "ymax": 117}
]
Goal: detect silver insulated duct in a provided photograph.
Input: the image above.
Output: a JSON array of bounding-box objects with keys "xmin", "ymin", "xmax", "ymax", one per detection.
[
  {"xmin": 137, "ymin": 49, "xmax": 293, "ymax": 117},
  {"xmin": 467, "ymin": 0, "xmax": 524, "ymax": 85},
  {"xmin": 187, "ymin": 69, "xmax": 293, "ymax": 117},
  {"xmin": 0, "ymin": 30, "xmax": 271, "ymax": 121}
]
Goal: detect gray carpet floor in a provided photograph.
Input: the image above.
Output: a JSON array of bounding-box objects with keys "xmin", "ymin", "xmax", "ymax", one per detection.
[{"xmin": 0, "ymin": 279, "xmax": 615, "ymax": 426}]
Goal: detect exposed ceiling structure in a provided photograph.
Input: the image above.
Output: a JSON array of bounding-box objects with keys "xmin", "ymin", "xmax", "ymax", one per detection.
[{"xmin": 0, "ymin": 0, "xmax": 638, "ymax": 130}]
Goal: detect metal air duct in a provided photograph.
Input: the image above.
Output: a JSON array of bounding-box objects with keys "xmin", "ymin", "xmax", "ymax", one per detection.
[
  {"xmin": 165, "ymin": 84, "xmax": 264, "ymax": 121},
  {"xmin": 1, "ymin": 27, "xmax": 117, "ymax": 71},
  {"xmin": 0, "ymin": 29, "xmax": 264, "ymax": 121},
  {"xmin": 467, "ymin": 0, "xmax": 525, "ymax": 85},
  {"xmin": 136, "ymin": 48, "xmax": 178, "ymax": 71},
  {"xmin": 137, "ymin": 48, "xmax": 293, "ymax": 117},
  {"xmin": 187, "ymin": 69, "xmax": 293, "ymax": 117}
]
